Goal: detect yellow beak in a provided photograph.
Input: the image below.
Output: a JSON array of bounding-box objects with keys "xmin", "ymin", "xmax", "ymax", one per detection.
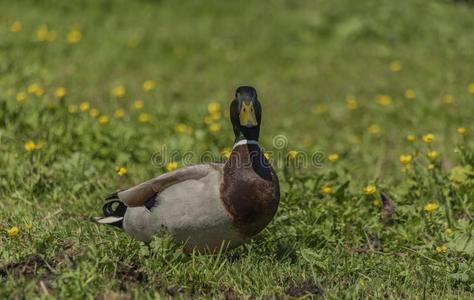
[{"xmin": 239, "ymin": 101, "xmax": 258, "ymax": 127}]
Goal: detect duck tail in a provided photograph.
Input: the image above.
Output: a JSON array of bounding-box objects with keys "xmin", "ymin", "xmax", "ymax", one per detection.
[{"xmin": 93, "ymin": 192, "xmax": 127, "ymax": 229}]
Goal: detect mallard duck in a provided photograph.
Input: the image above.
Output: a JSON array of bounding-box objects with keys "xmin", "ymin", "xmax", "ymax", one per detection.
[{"xmin": 95, "ymin": 86, "xmax": 280, "ymax": 253}]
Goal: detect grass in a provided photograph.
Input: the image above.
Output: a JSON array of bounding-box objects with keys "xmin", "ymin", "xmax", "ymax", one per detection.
[{"xmin": 2, "ymin": 0, "xmax": 474, "ymax": 298}]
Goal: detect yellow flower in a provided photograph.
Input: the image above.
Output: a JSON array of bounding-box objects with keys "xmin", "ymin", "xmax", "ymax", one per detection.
[
  {"xmin": 114, "ymin": 109, "xmax": 125, "ymax": 119},
  {"xmin": 113, "ymin": 85, "xmax": 126, "ymax": 98},
  {"xmin": 372, "ymin": 198, "xmax": 382, "ymax": 206},
  {"xmin": 376, "ymin": 95, "xmax": 392, "ymax": 107},
  {"xmin": 7, "ymin": 226, "xmax": 20, "ymax": 237},
  {"xmin": 389, "ymin": 60, "xmax": 402, "ymax": 72},
  {"xmin": 404, "ymin": 89, "xmax": 416, "ymax": 100},
  {"xmin": 407, "ymin": 134, "xmax": 417, "ymax": 142},
  {"xmin": 442, "ymin": 95, "xmax": 454, "ymax": 105},
  {"xmin": 288, "ymin": 150, "xmax": 298, "ymax": 160},
  {"xmin": 399, "ymin": 154, "xmax": 413, "ymax": 165},
  {"xmin": 116, "ymin": 167, "xmax": 128, "ymax": 176},
  {"xmin": 436, "ymin": 245, "xmax": 448, "ymax": 254},
  {"xmin": 89, "ymin": 108, "xmax": 99, "ymax": 118},
  {"xmin": 166, "ymin": 162, "xmax": 178, "ymax": 172},
  {"xmin": 24, "ymin": 140, "xmax": 37, "ymax": 152},
  {"xmin": 264, "ymin": 152, "xmax": 270, "ymax": 160},
  {"xmin": 208, "ymin": 102, "xmax": 221, "ymax": 115},
  {"xmin": 208, "ymin": 123, "xmax": 221, "ymax": 133},
  {"xmin": 457, "ymin": 127, "xmax": 466, "ymax": 135},
  {"xmin": 363, "ymin": 185, "xmax": 377, "ymax": 195},
  {"xmin": 36, "ymin": 24, "xmax": 56, "ymax": 42},
  {"xmin": 312, "ymin": 104, "xmax": 328, "ymax": 114},
  {"xmin": 468, "ymin": 83, "xmax": 474, "ymax": 94},
  {"xmin": 328, "ymin": 154, "xmax": 339, "ymax": 162},
  {"xmin": 138, "ymin": 113, "xmax": 151, "ymax": 123},
  {"xmin": 133, "ymin": 100, "xmax": 144, "ymax": 110},
  {"xmin": 424, "ymin": 202, "xmax": 439, "ymax": 212},
  {"xmin": 68, "ymin": 104, "xmax": 78, "ymax": 113},
  {"xmin": 27, "ymin": 83, "xmax": 41, "ymax": 95},
  {"xmin": 67, "ymin": 29, "xmax": 82, "ymax": 44},
  {"xmin": 321, "ymin": 185, "xmax": 333, "ymax": 194},
  {"xmin": 79, "ymin": 101, "xmax": 90, "ymax": 112},
  {"xmin": 25, "ymin": 223, "xmax": 33, "ymax": 230},
  {"xmin": 143, "ymin": 80, "xmax": 156, "ymax": 91},
  {"xmin": 221, "ymin": 148, "xmax": 232, "ymax": 159},
  {"xmin": 16, "ymin": 92, "xmax": 27, "ymax": 103},
  {"xmin": 422, "ymin": 133, "xmax": 434, "ymax": 143},
  {"xmin": 10, "ymin": 21, "xmax": 22, "ymax": 33},
  {"xmin": 98, "ymin": 115, "xmax": 109, "ymax": 124},
  {"xmin": 345, "ymin": 95, "xmax": 358, "ymax": 110},
  {"xmin": 427, "ymin": 150, "xmax": 438, "ymax": 161},
  {"xmin": 175, "ymin": 123, "xmax": 192, "ymax": 134},
  {"xmin": 54, "ymin": 87, "xmax": 66, "ymax": 98},
  {"xmin": 367, "ymin": 124, "xmax": 381, "ymax": 134}
]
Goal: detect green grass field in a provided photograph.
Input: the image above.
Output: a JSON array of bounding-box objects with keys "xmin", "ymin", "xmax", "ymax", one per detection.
[{"xmin": 2, "ymin": 0, "xmax": 474, "ymax": 298}]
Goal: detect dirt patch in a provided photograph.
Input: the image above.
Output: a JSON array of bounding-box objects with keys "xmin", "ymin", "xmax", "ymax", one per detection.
[
  {"xmin": 115, "ymin": 261, "xmax": 146, "ymax": 291},
  {"xmin": 0, "ymin": 254, "xmax": 51, "ymax": 279},
  {"xmin": 285, "ymin": 279, "xmax": 323, "ymax": 298}
]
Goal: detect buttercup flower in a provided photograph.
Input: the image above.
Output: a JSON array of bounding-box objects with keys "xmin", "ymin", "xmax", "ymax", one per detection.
[
  {"xmin": 113, "ymin": 85, "xmax": 126, "ymax": 98},
  {"xmin": 328, "ymin": 154, "xmax": 339, "ymax": 162},
  {"xmin": 116, "ymin": 167, "xmax": 127, "ymax": 176},
  {"xmin": 208, "ymin": 123, "xmax": 221, "ymax": 133},
  {"xmin": 404, "ymin": 89, "xmax": 416, "ymax": 100},
  {"xmin": 422, "ymin": 133, "xmax": 434, "ymax": 143},
  {"xmin": 7, "ymin": 226, "xmax": 20, "ymax": 237},
  {"xmin": 68, "ymin": 104, "xmax": 78, "ymax": 113},
  {"xmin": 399, "ymin": 154, "xmax": 413, "ymax": 165},
  {"xmin": 143, "ymin": 80, "xmax": 156, "ymax": 91},
  {"xmin": 407, "ymin": 134, "xmax": 417, "ymax": 142},
  {"xmin": 436, "ymin": 245, "xmax": 448, "ymax": 253},
  {"xmin": 424, "ymin": 202, "xmax": 439, "ymax": 212},
  {"xmin": 89, "ymin": 108, "xmax": 99, "ymax": 118},
  {"xmin": 10, "ymin": 21, "xmax": 22, "ymax": 33},
  {"xmin": 442, "ymin": 95, "xmax": 454, "ymax": 105},
  {"xmin": 208, "ymin": 102, "xmax": 221, "ymax": 115},
  {"xmin": 67, "ymin": 29, "xmax": 82, "ymax": 44},
  {"xmin": 363, "ymin": 185, "xmax": 377, "ymax": 195},
  {"xmin": 24, "ymin": 140, "xmax": 37, "ymax": 152},
  {"xmin": 427, "ymin": 150, "xmax": 438, "ymax": 161},
  {"xmin": 79, "ymin": 101, "xmax": 90, "ymax": 112},
  {"xmin": 468, "ymin": 83, "xmax": 474, "ymax": 94},
  {"xmin": 345, "ymin": 95, "xmax": 358, "ymax": 110},
  {"xmin": 221, "ymin": 148, "xmax": 231, "ymax": 159},
  {"xmin": 37, "ymin": 24, "xmax": 56, "ymax": 42},
  {"xmin": 133, "ymin": 100, "xmax": 144, "ymax": 110},
  {"xmin": 288, "ymin": 150, "xmax": 298, "ymax": 160},
  {"xmin": 114, "ymin": 109, "xmax": 125, "ymax": 119},
  {"xmin": 175, "ymin": 123, "xmax": 192, "ymax": 134},
  {"xmin": 457, "ymin": 127, "xmax": 466, "ymax": 135},
  {"xmin": 138, "ymin": 113, "xmax": 151, "ymax": 123},
  {"xmin": 166, "ymin": 162, "xmax": 178, "ymax": 172},
  {"xmin": 367, "ymin": 124, "xmax": 381, "ymax": 134},
  {"xmin": 98, "ymin": 115, "xmax": 109, "ymax": 124},
  {"xmin": 16, "ymin": 92, "xmax": 27, "ymax": 103},
  {"xmin": 54, "ymin": 87, "xmax": 66, "ymax": 98},
  {"xmin": 376, "ymin": 95, "xmax": 392, "ymax": 107},
  {"xmin": 389, "ymin": 60, "xmax": 401, "ymax": 72},
  {"xmin": 321, "ymin": 185, "xmax": 333, "ymax": 194}
]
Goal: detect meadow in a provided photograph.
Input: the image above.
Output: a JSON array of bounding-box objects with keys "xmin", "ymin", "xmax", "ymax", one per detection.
[{"xmin": 1, "ymin": 0, "xmax": 474, "ymax": 298}]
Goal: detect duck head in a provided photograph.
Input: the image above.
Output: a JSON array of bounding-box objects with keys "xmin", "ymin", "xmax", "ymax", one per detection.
[{"xmin": 230, "ymin": 86, "xmax": 262, "ymax": 142}]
